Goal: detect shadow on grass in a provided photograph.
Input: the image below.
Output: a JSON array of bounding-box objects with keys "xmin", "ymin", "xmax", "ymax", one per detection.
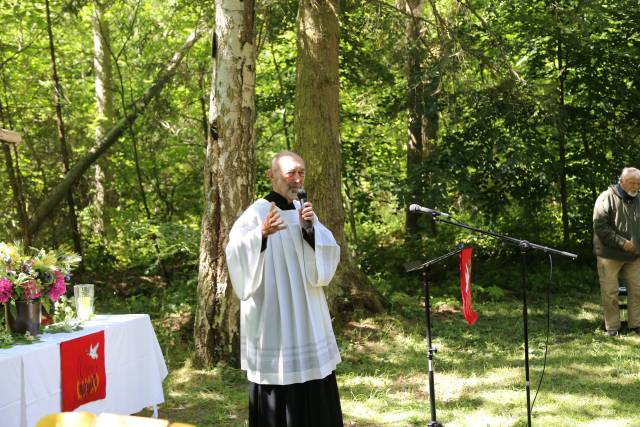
[
  {"xmin": 337, "ymin": 292, "xmax": 640, "ymax": 426},
  {"xmin": 135, "ymin": 287, "xmax": 638, "ymax": 426},
  {"xmin": 137, "ymin": 362, "xmax": 249, "ymax": 427}
]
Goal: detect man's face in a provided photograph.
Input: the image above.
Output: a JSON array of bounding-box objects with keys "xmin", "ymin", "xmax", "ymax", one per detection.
[
  {"xmin": 269, "ymin": 155, "xmax": 305, "ymax": 202},
  {"xmin": 620, "ymin": 174, "xmax": 640, "ymax": 197}
]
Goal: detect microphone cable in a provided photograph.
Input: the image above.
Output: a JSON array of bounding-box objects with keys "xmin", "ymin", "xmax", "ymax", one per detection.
[{"xmin": 530, "ymin": 253, "xmax": 553, "ymax": 412}]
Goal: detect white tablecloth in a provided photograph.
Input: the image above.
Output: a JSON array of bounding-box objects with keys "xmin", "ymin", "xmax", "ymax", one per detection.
[{"xmin": 0, "ymin": 314, "xmax": 168, "ymax": 427}]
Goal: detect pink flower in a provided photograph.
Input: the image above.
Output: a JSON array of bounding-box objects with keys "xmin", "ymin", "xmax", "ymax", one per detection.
[
  {"xmin": 22, "ymin": 280, "xmax": 42, "ymax": 300},
  {"xmin": 48, "ymin": 270, "xmax": 67, "ymax": 302},
  {"xmin": 0, "ymin": 278, "xmax": 12, "ymax": 303}
]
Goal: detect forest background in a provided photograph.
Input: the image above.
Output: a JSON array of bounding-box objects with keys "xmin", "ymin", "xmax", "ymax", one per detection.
[{"xmin": 1, "ymin": 0, "xmax": 639, "ymax": 425}]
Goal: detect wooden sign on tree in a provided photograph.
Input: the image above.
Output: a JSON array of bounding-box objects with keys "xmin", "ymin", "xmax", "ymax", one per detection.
[{"xmin": 0, "ymin": 128, "xmax": 21, "ymax": 145}]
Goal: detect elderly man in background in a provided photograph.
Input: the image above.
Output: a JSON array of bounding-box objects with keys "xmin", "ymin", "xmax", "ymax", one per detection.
[{"xmin": 593, "ymin": 167, "xmax": 640, "ymax": 337}]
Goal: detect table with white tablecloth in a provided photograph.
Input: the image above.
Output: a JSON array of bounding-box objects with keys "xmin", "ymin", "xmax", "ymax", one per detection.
[{"xmin": 0, "ymin": 314, "xmax": 168, "ymax": 427}]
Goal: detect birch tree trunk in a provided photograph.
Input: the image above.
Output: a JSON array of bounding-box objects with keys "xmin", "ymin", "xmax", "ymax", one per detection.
[
  {"xmin": 92, "ymin": 0, "xmax": 114, "ymax": 237},
  {"xmin": 194, "ymin": 0, "xmax": 256, "ymax": 367},
  {"xmin": 295, "ymin": 0, "xmax": 383, "ymax": 314}
]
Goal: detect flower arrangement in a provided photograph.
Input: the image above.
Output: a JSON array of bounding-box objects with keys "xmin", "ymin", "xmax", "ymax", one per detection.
[{"xmin": 0, "ymin": 242, "xmax": 81, "ymax": 314}]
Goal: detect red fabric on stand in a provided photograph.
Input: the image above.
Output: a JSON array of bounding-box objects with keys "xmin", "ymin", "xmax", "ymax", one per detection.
[
  {"xmin": 60, "ymin": 330, "xmax": 106, "ymax": 411},
  {"xmin": 459, "ymin": 247, "xmax": 478, "ymax": 325}
]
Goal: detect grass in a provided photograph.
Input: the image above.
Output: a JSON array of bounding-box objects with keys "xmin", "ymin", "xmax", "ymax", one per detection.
[
  {"xmin": 112, "ymin": 276, "xmax": 640, "ymax": 426},
  {"xmin": 335, "ymin": 295, "xmax": 640, "ymax": 427}
]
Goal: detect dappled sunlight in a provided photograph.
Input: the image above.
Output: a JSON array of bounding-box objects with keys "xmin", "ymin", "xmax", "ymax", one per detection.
[
  {"xmin": 132, "ymin": 290, "xmax": 640, "ymax": 425},
  {"xmin": 343, "ymin": 405, "xmax": 425, "ymax": 426},
  {"xmin": 576, "ymin": 418, "xmax": 636, "ymax": 427},
  {"xmin": 575, "ymin": 301, "xmax": 602, "ymax": 320},
  {"xmin": 341, "ymin": 374, "xmax": 391, "ymax": 390},
  {"xmin": 338, "ymin": 291, "xmax": 640, "ymax": 426},
  {"xmin": 142, "ymin": 359, "xmax": 248, "ymax": 426},
  {"xmin": 451, "ymin": 410, "xmax": 518, "ymax": 427}
]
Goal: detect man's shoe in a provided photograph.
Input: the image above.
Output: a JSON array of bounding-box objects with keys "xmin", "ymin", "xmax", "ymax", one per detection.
[{"xmin": 606, "ymin": 329, "xmax": 619, "ymax": 337}]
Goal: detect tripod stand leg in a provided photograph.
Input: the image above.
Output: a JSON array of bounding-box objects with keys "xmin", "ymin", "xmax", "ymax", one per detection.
[
  {"xmin": 423, "ymin": 267, "xmax": 444, "ymax": 427},
  {"xmin": 521, "ymin": 248, "xmax": 532, "ymax": 427}
]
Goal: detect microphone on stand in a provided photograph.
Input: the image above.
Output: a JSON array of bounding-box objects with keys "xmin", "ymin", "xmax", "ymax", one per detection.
[
  {"xmin": 409, "ymin": 204, "xmax": 452, "ymax": 218},
  {"xmin": 297, "ymin": 189, "xmax": 313, "ymax": 233}
]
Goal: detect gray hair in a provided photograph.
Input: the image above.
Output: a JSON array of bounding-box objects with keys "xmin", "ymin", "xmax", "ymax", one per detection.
[
  {"xmin": 270, "ymin": 151, "xmax": 303, "ymax": 172},
  {"xmin": 619, "ymin": 167, "xmax": 640, "ymax": 181}
]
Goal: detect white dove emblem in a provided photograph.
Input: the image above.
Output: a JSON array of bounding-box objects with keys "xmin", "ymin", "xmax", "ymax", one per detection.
[{"xmin": 88, "ymin": 342, "xmax": 100, "ymax": 360}]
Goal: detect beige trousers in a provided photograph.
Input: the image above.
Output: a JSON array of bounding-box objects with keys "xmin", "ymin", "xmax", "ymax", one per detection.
[{"xmin": 597, "ymin": 256, "xmax": 640, "ymax": 330}]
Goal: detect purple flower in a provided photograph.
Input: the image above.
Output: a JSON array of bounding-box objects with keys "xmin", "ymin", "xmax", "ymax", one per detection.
[
  {"xmin": 22, "ymin": 263, "xmax": 32, "ymax": 274},
  {"xmin": 48, "ymin": 270, "xmax": 67, "ymax": 302},
  {"xmin": 0, "ymin": 278, "xmax": 12, "ymax": 303}
]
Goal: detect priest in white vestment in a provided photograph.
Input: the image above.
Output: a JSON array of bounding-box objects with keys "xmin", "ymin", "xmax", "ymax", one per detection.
[{"xmin": 225, "ymin": 151, "xmax": 343, "ymax": 427}]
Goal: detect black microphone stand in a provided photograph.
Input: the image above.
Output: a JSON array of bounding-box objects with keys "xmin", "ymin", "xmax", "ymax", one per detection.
[
  {"xmin": 425, "ymin": 214, "xmax": 577, "ymax": 427},
  {"xmin": 406, "ymin": 245, "xmax": 465, "ymax": 427}
]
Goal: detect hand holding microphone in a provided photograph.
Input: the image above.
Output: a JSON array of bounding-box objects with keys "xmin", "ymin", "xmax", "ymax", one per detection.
[{"xmin": 297, "ymin": 189, "xmax": 314, "ymax": 233}]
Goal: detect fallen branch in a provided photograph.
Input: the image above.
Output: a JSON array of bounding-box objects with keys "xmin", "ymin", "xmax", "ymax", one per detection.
[{"xmin": 28, "ymin": 26, "xmax": 205, "ymax": 236}]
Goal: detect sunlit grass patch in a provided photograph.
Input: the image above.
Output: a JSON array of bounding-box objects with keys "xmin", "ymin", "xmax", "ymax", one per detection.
[
  {"xmin": 336, "ymin": 291, "xmax": 640, "ymax": 426},
  {"xmin": 139, "ymin": 288, "xmax": 640, "ymax": 426}
]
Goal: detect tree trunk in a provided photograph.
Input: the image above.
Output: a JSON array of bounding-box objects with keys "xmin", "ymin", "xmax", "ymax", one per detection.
[
  {"xmin": 0, "ymin": 101, "xmax": 29, "ymax": 243},
  {"xmin": 294, "ymin": 0, "xmax": 383, "ymax": 315},
  {"xmin": 270, "ymin": 48, "xmax": 291, "ymax": 150},
  {"xmin": 45, "ymin": 0, "xmax": 83, "ymax": 257},
  {"xmin": 544, "ymin": 1, "xmax": 571, "ymax": 244},
  {"xmin": 193, "ymin": 0, "xmax": 256, "ymax": 368},
  {"xmin": 92, "ymin": 0, "xmax": 115, "ymax": 237},
  {"xmin": 554, "ymin": 10, "xmax": 570, "ymax": 244},
  {"xmin": 108, "ymin": 19, "xmax": 171, "ymax": 283},
  {"xmin": 402, "ymin": 0, "xmax": 426, "ymax": 234},
  {"xmin": 27, "ymin": 28, "xmax": 204, "ymax": 237}
]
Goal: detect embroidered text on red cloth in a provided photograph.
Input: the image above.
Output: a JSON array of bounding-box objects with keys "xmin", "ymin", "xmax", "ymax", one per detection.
[{"xmin": 60, "ymin": 330, "xmax": 106, "ymax": 411}]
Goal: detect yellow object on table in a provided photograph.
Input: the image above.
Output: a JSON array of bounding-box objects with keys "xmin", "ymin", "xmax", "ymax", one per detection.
[
  {"xmin": 36, "ymin": 411, "xmax": 97, "ymax": 427},
  {"xmin": 74, "ymin": 284, "xmax": 95, "ymax": 320},
  {"xmin": 76, "ymin": 296, "xmax": 93, "ymax": 320}
]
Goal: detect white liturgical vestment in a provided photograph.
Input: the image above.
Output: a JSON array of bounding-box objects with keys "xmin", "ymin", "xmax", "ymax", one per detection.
[{"xmin": 225, "ymin": 198, "xmax": 342, "ymax": 385}]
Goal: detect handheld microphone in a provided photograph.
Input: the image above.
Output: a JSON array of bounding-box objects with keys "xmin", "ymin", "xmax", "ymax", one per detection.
[
  {"xmin": 409, "ymin": 204, "xmax": 451, "ymax": 218},
  {"xmin": 297, "ymin": 189, "xmax": 313, "ymax": 233}
]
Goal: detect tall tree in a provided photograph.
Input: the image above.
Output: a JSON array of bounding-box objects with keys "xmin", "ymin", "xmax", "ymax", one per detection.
[
  {"xmin": 194, "ymin": 0, "xmax": 257, "ymax": 367},
  {"xmin": 0, "ymin": 102, "xmax": 28, "ymax": 243},
  {"xmin": 550, "ymin": 0, "xmax": 570, "ymax": 244},
  {"xmin": 92, "ymin": 0, "xmax": 115, "ymax": 237},
  {"xmin": 45, "ymin": 0, "xmax": 82, "ymax": 255},
  {"xmin": 401, "ymin": 0, "xmax": 426, "ymax": 234},
  {"xmin": 294, "ymin": 0, "xmax": 383, "ymax": 313}
]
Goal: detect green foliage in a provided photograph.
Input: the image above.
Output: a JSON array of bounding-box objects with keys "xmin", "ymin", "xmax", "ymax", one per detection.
[
  {"xmin": 43, "ymin": 320, "xmax": 83, "ymax": 334},
  {"xmin": 0, "ymin": 0, "xmax": 209, "ymax": 270},
  {"xmin": 2, "ymin": 0, "xmax": 637, "ymax": 280},
  {"xmin": 0, "ymin": 328, "xmax": 41, "ymax": 349}
]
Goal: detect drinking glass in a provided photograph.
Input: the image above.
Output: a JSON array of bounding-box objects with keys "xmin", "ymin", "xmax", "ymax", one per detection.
[{"xmin": 74, "ymin": 284, "xmax": 95, "ymax": 320}]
